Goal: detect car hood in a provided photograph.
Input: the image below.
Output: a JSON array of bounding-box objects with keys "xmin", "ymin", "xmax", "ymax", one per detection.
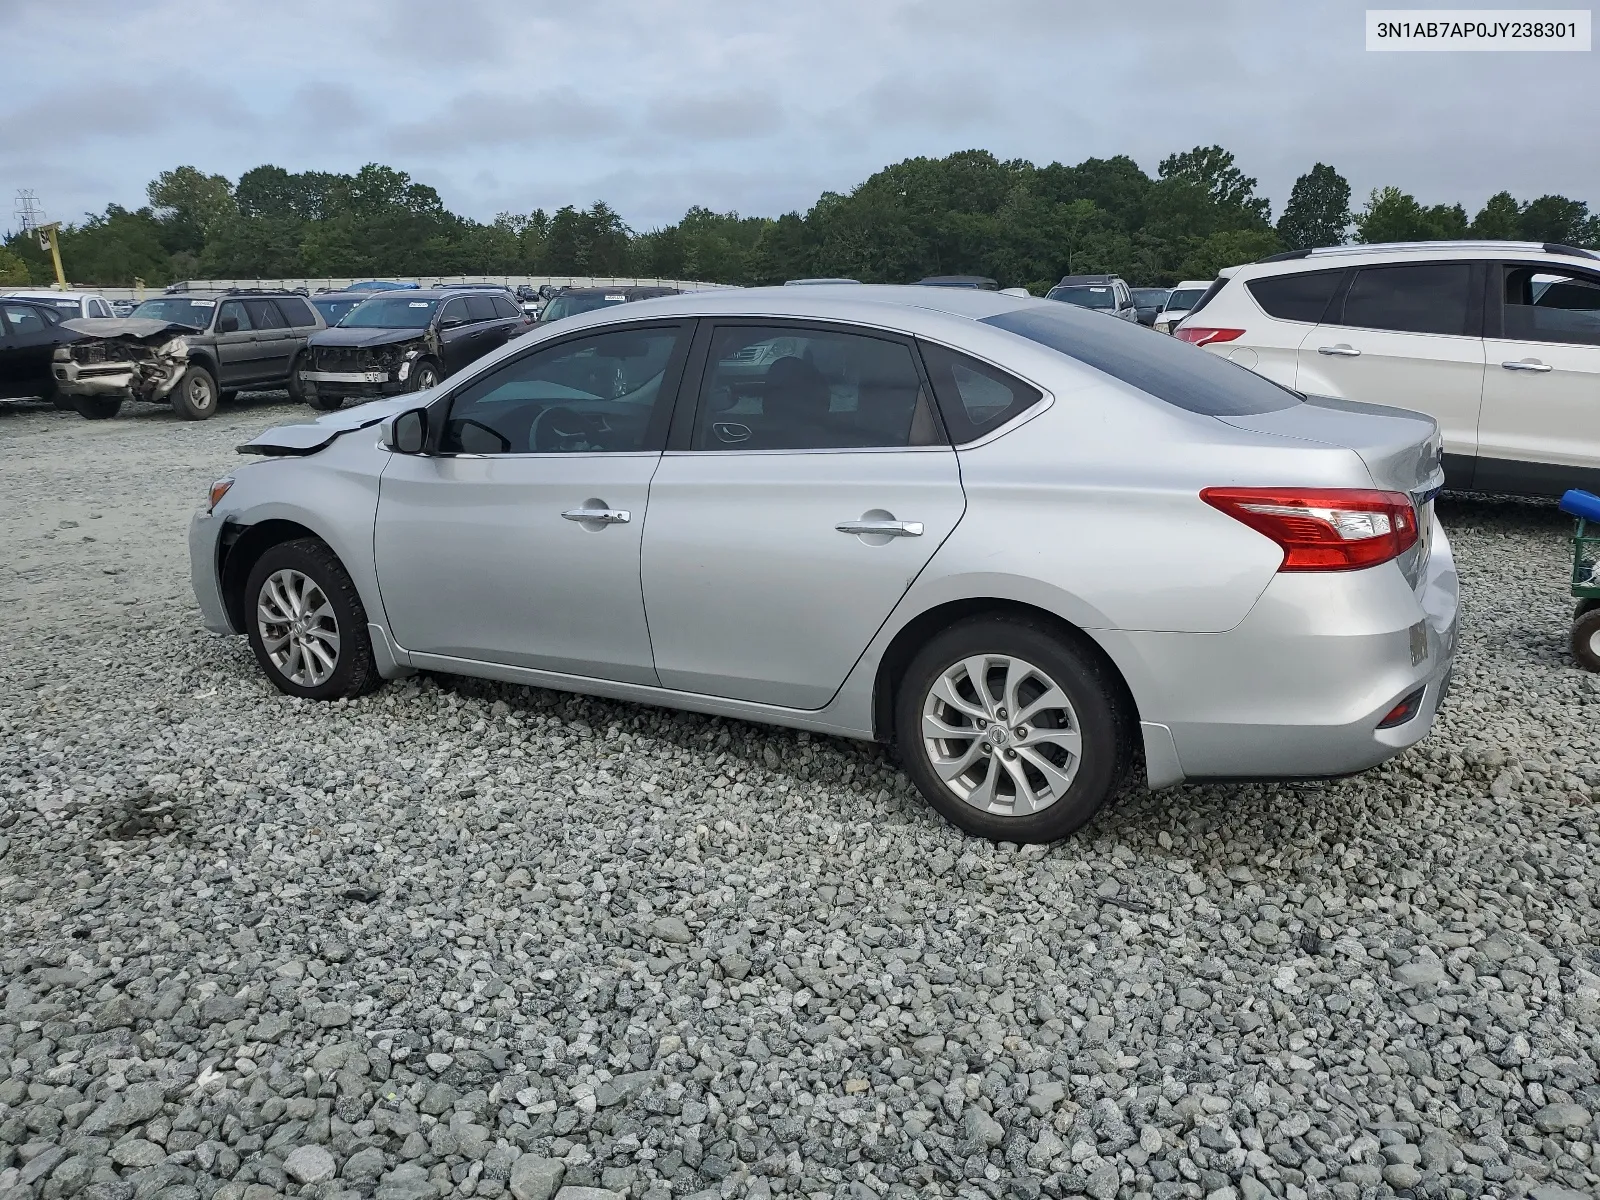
[
  {"xmin": 237, "ymin": 394, "xmax": 419, "ymax": 456},
  {"xmin": 61, "ymin": 317, "xmax": 190, "ymax": 341},
  {"xmin": 307, "ymin": 326, "xmax": 429, "ymax": 349}
]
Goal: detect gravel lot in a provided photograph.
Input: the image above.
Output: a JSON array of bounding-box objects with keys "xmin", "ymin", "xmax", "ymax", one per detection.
[{"xmin": 2, "ymin": 395, "xmax": 1598, "ymax": 1200}]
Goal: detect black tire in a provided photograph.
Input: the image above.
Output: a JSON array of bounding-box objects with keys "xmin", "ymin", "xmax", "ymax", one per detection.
[
  {"xmin": 894, "ymin": 616, "xmax": 1132, "ymax": 843},
  {"xmin": 220, "ymin": 389, "xmax": 240, "ymax": 404},
  {"xmin": 50, "ymin": 395, "xmax": 73, "ymax": 411},
  {"xmin": 245, "ymin": 538, "xmax": 383, "ymax": 701},
  {"xmin": 286, "ymin": 355, "xmax": 307, "ymax": 404},
  {"xmin": 1573, "ymin": 608, "xmax": 1600, "ymax": 673},
  {"xmin": 71, "ymin": 396, "xmax": 122, "ymax": 420},
  {"xmin": 308, "ymin": 390, "xmax": 344, "ymax": 411},
  {"xmin": 1576, "ymin": 598, "xmax": 1600, "ymax": 621},
  {"xmin": 409, "ymin": 358, "xmax": 442, "ymax": 392},
  {"xmin": 170, "ymin": 365, "xmax": 219, "ymax": 420}
]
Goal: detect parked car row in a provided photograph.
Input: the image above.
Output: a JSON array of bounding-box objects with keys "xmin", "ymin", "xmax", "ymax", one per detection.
[{"xmin": 192, "ymin": 283, "xmax": 1457, "ymax": 843}]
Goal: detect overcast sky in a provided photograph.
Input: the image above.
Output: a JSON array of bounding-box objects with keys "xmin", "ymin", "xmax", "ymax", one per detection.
[{"xmin": 4, "ymin": 0, "xmax": 1597, "ymax": 233}]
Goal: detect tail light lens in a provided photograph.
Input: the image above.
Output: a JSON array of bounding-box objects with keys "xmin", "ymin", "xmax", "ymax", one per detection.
[
  {"xmin": 1175, "ymin": 327, "xmax": 1245, "ymax": 346},
  {"xmin": 1201, "ymin": 487, "xmax": 1419, "ymax": 571}
]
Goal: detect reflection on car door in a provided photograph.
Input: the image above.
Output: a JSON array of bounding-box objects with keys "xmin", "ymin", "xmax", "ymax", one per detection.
[
  {"xmin": 640, "ymin": 321, "xmax": 966, "ymax": 710},
  {"xmin": 214, "ymin": 300, "xmax": 259, "ymax": 386},
  {"xmin": 1478, "ymin": 262, "xmax": 1600, "ymax": 493},
  {"xmin": 374, "ymin": 323, "xmax": 692, "ymax": 682},
  {"xmin": 437, "ymin": 297, "xmax": 488, "ymax": 375},
  {"xmin": 1294, "ymin": 261, "xmax": 1486, "ymax": 485}
]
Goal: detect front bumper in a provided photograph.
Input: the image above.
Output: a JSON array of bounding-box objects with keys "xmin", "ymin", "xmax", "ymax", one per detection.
[
  {"xmin": 300, "ymin": 369, "xmax": 408, "ymax": 403},
  {"xmin": 1105, "ymin": 521, "xmax": 1460, "ymax": 785},
  {"xmin": 188, "ymin": 508, "xmax": 235, "ymax": 635},
  {"xmin": 53, "ymin": 355, "xmax": 185, "ymax": 401}
]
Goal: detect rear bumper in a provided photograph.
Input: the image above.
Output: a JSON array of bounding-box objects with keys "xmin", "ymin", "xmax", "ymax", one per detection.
[
  {"xmin": 188, "ymin": 508, "xmax": 235, "ymax": 635},
  {"xmin": 1106, "ymin": 522, "xmax": 1459, "ymax": 786}
]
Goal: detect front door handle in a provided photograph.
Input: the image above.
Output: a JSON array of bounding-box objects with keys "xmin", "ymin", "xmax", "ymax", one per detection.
[
  {"xmin": 1501, "ymin": 358, "xmax": 1552, "ymax": 372},
  {"xmin": 836, "ymin": 519, "xmax": 923, "ymax": 537},
  {"xmin": 562, "ymin": 507, "xmax": 630, "ymax": 524},
  {"xmin": 1317, "ymin": 344, "xmax": 1361, "ymax": 357}
]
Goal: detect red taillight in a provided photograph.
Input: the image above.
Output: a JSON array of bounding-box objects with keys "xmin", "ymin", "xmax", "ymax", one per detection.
[
  {"xmin": 1175, "ymin": 327, "xmax": 1245, "ymax": 346},
  {"xmin": 1378, "ymin": 687, "xmax": 1426, "ymax": 728},
  {"xmin": 1201, "ymin": 487, "xmax": 1420, "ymax": 571}
]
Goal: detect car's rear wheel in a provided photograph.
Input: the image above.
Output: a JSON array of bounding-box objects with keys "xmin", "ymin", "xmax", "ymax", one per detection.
[
  {"xmin": 71, "ymin": 396, "xmax": 122, "ymax": 420},
  {"xmin": 895, "ymin": 616, "xmax": 1130, "ymax": 842},
  {"xmin": 244, "ymin": 538, "xmax": 382, "ymax": 701},
  {"xmin": 409, "ymin": 359, "xmax": 441, "ymax": 392},
  {"xmin": 171, "ymin": 366, "xmax": 219, "ymax": 420}
]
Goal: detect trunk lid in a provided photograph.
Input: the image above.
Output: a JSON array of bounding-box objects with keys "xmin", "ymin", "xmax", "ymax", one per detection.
[{"xmin": 1218, "ymin": 393, "xmax": 1444, "ymax": 587}]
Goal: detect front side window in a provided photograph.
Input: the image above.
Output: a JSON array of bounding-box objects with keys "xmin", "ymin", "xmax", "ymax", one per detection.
[
  {"xmin": 439, "ymin": 298, "xmax": 470, "ymax": 327},
  {"xmin": 440, "ymin": 326, "xmax": 685, "ymax": 455},
  {"xmin": 219, "ymin": 301, "xmax": 253, "ymax": 332},
  {"xmin": 1501, "ymin": 265, "xmax": 1600, "ymax": 347},
  {"xmin": 693, "ymin": 325, "xmax": 940, "ymax": 451},
  {"xmin": 1, "ymin": 304, "xmax": 48, "ymax": 335},
  {"xmin": 1333, "ymin": 262, "xmax": 1472, "ymax": 336},
  {"xmin": 918, "ymin": 341, "xmax": 1043, "ymax": 443}
]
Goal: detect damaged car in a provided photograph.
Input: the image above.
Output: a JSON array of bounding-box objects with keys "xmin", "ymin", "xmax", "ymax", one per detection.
[
  {"xmin": 52, "ymin": 290, "xmax": 326, "ymax": 420},
  {"xmin": 296, "ymin": 288, "xmax": 529, "ymax": 411}
]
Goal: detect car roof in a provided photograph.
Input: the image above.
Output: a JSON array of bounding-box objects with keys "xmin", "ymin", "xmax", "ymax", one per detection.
[
  {"xmin": 2, "ymin": 289, "xmax": 97, "ymax": 301},
  {"xmin": 1171, "ymin": 280, "xmax": 1212, "ymax": 289},
  {"xmin": 547, "ymin": 284, "xmax": 1036, "ymax": 332},
  {"xmin": 1238, "ymin": 241, "xmax": 1600, "ymax": 277}
]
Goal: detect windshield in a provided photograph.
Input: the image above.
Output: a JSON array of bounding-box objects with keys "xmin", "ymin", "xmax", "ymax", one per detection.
[
  {"xmin": 338, "ymin": 297, "xmax": 439, "ymax": 328},
  {"xmin": 312, "ymin": 296, "xmax": 366, "ymax": 324},
  {"xmin": 130, "ymin": 297, "xmax": 216, "ymax": 329},
  {"xmin": 1167, "ymin": 288, "xmax": 1207, "ymax": 310},
  {"xmin": 541, "ymin": 292, "xmax": 627, "ymax": 323},
  {"xmin": 1132, "ymin": 289, "xmax": 1170, "ymax": 307},
  {"xmin": 1046, "ymin": 285, "xmax": 1116, "ymax": 309}
]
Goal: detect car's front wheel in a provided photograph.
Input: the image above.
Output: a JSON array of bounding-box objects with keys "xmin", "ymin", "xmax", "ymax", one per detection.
[
  {"xmin": 71, "ymin": 396, "xmax": 122, "ymax": 420},
  {"xmin": 895, "ymin": 616, "xmax": 1131, "ymax": 843},
  {"xmin": 409, "ymin": 359, "xmax": 442, "ymax": 392},
  {"xmin": 244, "ymin": 538, "xmax": 382, "ymax": 700},
  {"xmin": 171, "ymin": 366, "xmax": 219, "ymax": 420}
]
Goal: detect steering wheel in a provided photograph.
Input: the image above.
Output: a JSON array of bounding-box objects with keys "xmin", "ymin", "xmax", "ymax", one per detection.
[{"xmin": 530, "ymin": 405, "xmax": 610, "ymax": 453}]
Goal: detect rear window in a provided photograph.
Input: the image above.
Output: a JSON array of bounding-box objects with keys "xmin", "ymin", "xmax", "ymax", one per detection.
[
  {"xmin": 981, "ymin": 304, "xmax": 1301, "ymax": 416},
  {"xmin": 1247, "ymin": 269, "xmax": 1344, "ymax": 323}
]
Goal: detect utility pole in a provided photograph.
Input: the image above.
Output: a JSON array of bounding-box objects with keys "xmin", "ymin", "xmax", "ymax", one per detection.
[{"xmin": 14, "ymin": 191, "xmax": 67, "ymax": 289}]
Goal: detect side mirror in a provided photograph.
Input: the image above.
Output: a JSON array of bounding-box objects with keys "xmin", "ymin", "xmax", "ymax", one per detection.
[
  {"xmin": 386, "ymin": 408, "xmax": 428, "ymax": 454},
  {"xmin": 218, "ymin": 315, "xmax": 240, "ymax": 334},
  {"xmin": 439, "ymin": 316, "xmax": 464, "ymax": 329}
]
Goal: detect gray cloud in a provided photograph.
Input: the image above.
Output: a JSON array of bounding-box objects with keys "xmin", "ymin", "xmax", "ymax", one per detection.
[{"xmin": 1, "ymin": 0, "xmax": 1596, "ymax": 234}]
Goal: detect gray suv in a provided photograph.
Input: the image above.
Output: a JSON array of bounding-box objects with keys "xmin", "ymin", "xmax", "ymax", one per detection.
[
  {"xmin": 1045, "ymin": 274, "xmax": 1140, "ymax": 321},
  {"xmin": 53, "ymin": 289, "xmax": 326, "ymax": 420}
]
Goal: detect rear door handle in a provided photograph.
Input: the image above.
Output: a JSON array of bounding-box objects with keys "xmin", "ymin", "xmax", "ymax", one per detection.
[
  {"xmin": 836, "ymin": 519, "xmax": 923, "ymax": 537},
  {"xmin": 562, "ymin": 507, "xmax": 630, "ymax": 524},
  {"xmin": 1317, "ymin": 344, "xmax": 1361, "ymax": 357},
  {"xmin": 1501, "ymin": 359, "xmax": 1552, "ymax": 372}
]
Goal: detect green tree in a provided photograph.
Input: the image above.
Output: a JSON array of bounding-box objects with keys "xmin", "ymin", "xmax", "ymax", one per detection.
[
  {"xmin": 1470, "ymin": 191, "xmax": 1522, "ymax": 239},
  {"xmin": 0, "ymin": 245, "xmax": 29, "ymax": 286},
  {"xmin": 1519, "ymin": 194, "xmax": 1591, "ymax": 244},
  {"xmin": 1158, "ymin": 146, "xmax": 1271, "ymax": 227},
  {"xmin": 1355, "ymin": 187, "xmax": 1465, "ymax": 243},
  {"xmin": 1276, "ymin": 163, "xmax": 1351, "ymax": 249},
  {"xmin": 147, "ymin": 166, "xmax": 237, "ymax": 256},
  {"xmin": 1179, "ymin": 229, "xmax": 1283, "ymax": 279}
]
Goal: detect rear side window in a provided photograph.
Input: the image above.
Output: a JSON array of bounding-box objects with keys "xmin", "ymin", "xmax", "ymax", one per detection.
[
  {"xmin": 1333, "ymin": 262, "xmax": 1472, "ymax": 336},
  {"xmin": 982, "ymin": 304, "xmax": 1301, "ymax": 416},
  {"xmin": 466, "ymin": 295, "xmax": 500, "ymax": 321},
  {"xmin": 1247, "ymin": 269, "xmax": 1344, "ymax": 323},
  {"xmin": 918, "ymin": 340, "xmax": 1043, "ymax": 443},
  {"xmin": 490, "ymin": 294, "xmax": 521, "ymax": 319},
  {"xmin": 275, "ymin": 296, "xmax": 317, "ymax": 327},
  {"xmin": 243, "ymin": 299, "xmax": 287, "ymax": 329}
]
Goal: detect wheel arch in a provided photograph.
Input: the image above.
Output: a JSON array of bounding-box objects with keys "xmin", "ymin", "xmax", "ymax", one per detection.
[
  {"xmin": 870, "ymin": 597, "xmax": 1142, "ymax": 744},
  {"xmin": 220, "ymin": 518, "xmax": 325, "ymax": 632}
]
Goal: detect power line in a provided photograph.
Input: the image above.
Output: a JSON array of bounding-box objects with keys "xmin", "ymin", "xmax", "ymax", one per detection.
[{"xmin": 14, "ymin": 189, "xmax": 45, "ymax": 233}]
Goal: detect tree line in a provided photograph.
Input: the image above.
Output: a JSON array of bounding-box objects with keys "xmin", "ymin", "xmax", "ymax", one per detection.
[{"xmin": 2, "ymin": 150, "xmax": 1596, "ymax": 292}]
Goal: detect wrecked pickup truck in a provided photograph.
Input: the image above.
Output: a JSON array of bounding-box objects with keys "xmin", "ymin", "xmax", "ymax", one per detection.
[
  {"xmin": 296, "ymin": 288, "xmax": 528, "ymax": 410},
  {"xmin": 53, "ymin": 290, "xmax": 326, "ymax": 420},
  {"xmin": 52, "ymin": 318, "xmax": 192, "ymax": 419}
]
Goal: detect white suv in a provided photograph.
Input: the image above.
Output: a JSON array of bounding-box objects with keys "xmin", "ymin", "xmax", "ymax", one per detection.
[{"xmin": 1175, "ymin": 241, "xmax": 1600, "ymax": 496}]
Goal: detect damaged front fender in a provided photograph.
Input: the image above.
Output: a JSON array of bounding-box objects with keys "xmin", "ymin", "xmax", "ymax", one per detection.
[{"xmin": 53, "ymin": 318, "xmax": 191, "ymax": 403}]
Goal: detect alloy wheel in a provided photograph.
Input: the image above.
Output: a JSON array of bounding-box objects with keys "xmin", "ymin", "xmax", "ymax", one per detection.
[
  {"xmin": 921, "ymin": 653, "xmax": 1082, "ymax": 816},
  {"xmin": 256, "ymin": 568, "xmax": 341, "ymax": 688}
]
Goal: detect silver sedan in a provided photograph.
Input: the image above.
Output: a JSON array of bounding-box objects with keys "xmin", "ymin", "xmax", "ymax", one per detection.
[{"xmin": 191, "ymin": 285, "xmax": 1459, "ymax": 842}]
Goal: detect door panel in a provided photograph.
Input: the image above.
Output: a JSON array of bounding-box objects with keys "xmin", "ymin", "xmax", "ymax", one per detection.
[
  {"xmin": 643, "ymin": 449, "xmax": 965, "ymax": 709},
  {"xmin": 374, "ymin": 454, "xmax": 661, "ymax": 682},
  {"xmin": 242, "ymin": 299, "xmax": 294, "ymax": 380},
  {"xmin": 214, "ymin": 301, "xmax": 259, "ymax": 385}
]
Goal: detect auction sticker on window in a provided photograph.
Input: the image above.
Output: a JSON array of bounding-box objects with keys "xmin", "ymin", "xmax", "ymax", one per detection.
[{"xmin": 1367, "ymin": 9, "xmax": 1590, "ymax": 49}]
